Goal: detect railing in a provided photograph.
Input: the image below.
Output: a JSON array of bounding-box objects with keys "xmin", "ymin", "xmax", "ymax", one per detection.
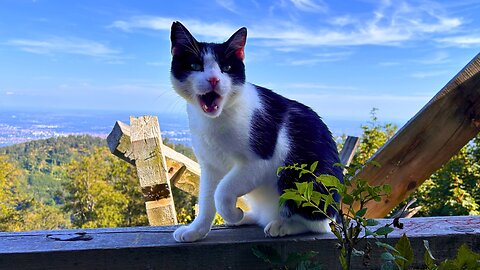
[{"xmin": 0, "ymin": 216, "xmax": 478, "ymax": 269}]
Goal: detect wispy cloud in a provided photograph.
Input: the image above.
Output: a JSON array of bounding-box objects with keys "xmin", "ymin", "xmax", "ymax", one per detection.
[
  {"xmin": 216, "ymin": 0, "xmax": 239, "ymax": 13},
  {"xmin": 289, "ymin": 0, "xmax": 327, "ymax": 13},
  {"xmin": 110, "ymin": 16, "xmax": 238, "ymax": 42},
  {"xmin": 285, "ymin": 82, "xmax": 357, "ymax": 91},
  {"xmin": 415, "ymin": 51, "xmax": 450, "ymax": 65},
  {"xmin": 286, "ymin": 51, "xmax": 353, "ymax": 65},
  {"xmin": 435, "ymin": 35, "xmax": 480, "ymax": 47},
  {"xmin": 6, "ymin": 37, "xmax": 120, "ymax": 57},
  {"xmin": 111, "ymin": 0, "xmax": 463, "ymax": 48},
  {"xmin": 410, "ymin": 70, "xmax": 449, "ymax": 78}
]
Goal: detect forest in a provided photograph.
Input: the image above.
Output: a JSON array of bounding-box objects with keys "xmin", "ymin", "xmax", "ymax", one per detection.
[{"xmin": 0, "ymin": 112, "xmax": 479, "ymax": 232}]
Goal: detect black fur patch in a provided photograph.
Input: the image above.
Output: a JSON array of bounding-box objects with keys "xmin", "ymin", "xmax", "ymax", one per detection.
[{"xmin": 250, "ymin": 85, "xmax": 343, "ymax": 221}]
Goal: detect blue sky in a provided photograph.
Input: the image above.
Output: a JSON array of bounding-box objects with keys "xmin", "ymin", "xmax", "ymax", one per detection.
[{"xmin": 1, "ymin": 0, "xmax": 479, "ymax": 125}]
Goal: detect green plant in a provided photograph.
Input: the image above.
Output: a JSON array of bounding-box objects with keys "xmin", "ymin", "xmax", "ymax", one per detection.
[
  {"xmin": 424, "ymin": 241, "xmax": 480, "ymax": 270},
  {"xmin": 252, "ymin": 245, "xmax": 322, "ymax": 270},
  {"xmin": 277, "ymin": 162, "xmax": 405, "ymax": 270}
]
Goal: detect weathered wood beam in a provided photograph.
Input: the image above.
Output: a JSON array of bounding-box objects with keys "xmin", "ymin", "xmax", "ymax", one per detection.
[
  {"xmin": 130, "ymin": 116, "xmax": 177, "ymax": 225},
  {"xmin": 1, "ymin": 216, "xmax": 478, "ymax": 270},
  {"xmin": 355, "ymin": 53, "xmax": 480, "ymax": 218},
  {"xmin": 107, "ymin": 120, "xmax": 200, "ymax": 195},
  {"xmin": 106, "ymin": 121, "xmax": 135, "ymax": 165},
  {"xmin": 339, "ymin": 136, "xmax": 359, "ymax": 166}
]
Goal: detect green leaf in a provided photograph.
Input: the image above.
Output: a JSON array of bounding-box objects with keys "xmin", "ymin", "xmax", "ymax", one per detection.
[
  {"xmin": 395, "ymin": 234, "xmax": 413, "ymax": 269},
  {"xmin": 342, "ymin": 194, "xmax": 354, "ymax": 205},
  {"xmin": 376, "ymin": 241, "xmax": 399, "ymax": 253},
  {"xmin": 352, "ymin": 248, "xmax": 365, "ymax": 257},
  {"xmin": 439, "ymin": 243, "xmax": 480, "ymax": 270},
  {"xmin": 423, "ymin": 240, "xmax": 437, "ymax": 270},
  {"xmin": 304, "ymin": 181, "xmax": 313, "ymax": 200},
  {"xmin": 317, "ymin": 174, "xmax": 345, "ymax": 192},
  {"xmin": 355, "ymin": 208, "xmax": 368, "ymax": 217},
  {"xmin": 382, "ymin": 184, "xmax": 392, "ymax": 193},
  {"xmin": 276, "ymin": 166, "xmax": 284, "ymax": 176},
  {"xmin": 295, "ymin": 182, "xmax": 308, "ymax": 195},
  {"xmin": 310, "ymin": 161, "xmax": 318, "ymax": 172},
  {"xmin": 380, "ymin": 261, "xmax": 396, "ymax": 270},
  {"xmin": 366, "ymin": 219, "xmax": 379, "ymax": 226},
  {"xmin": 285, "ymin": 251, "xmax": 318, "ymax": 268},
  {"xmin": 381, "ymin": 252, "xmax": 396, "ymax": 261},
  {"xmin": 375, "ymin": 226, "xmax": 394, "ymax": 236},
  {"xmin": 339, "ymin": 248, "xmax": 348, "ymax": 270},
  {"xmin": 252, "ymin": 245, "xmax": 283, "ymax": 266}
]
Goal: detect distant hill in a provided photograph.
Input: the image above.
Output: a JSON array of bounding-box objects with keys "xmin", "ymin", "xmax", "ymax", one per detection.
[{"xmin": 0, "ymin": 135, "xmax": 106, "ymax": 204}]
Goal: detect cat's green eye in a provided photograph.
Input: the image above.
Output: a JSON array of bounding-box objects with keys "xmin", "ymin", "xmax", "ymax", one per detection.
[
  {"xmin": 222, "ymin": 65, "xmax": 232, "ymax": 72},
  {"xmin": 190, "ymin": 63, "xmax": 202, "ymax": 71}
]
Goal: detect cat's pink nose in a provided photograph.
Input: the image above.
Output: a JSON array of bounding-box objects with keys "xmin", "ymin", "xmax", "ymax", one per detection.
[{"xmin": 208, "ymin": 77, "xmax": 220, "ymax": 89}]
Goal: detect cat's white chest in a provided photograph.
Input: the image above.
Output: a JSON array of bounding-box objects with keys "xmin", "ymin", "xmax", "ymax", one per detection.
[{"xmin": 187, "ymin": 105, "xmax": 253, "ymax": 170}]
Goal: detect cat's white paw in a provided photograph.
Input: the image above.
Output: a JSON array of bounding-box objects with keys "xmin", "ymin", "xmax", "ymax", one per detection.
[
  {"xmin": 264, "ymin": 219, "xmax": 308, "ymax": 237},
  {"xmin": 173, "ymin": 225, "xmax": 208, "ymax": 242}
]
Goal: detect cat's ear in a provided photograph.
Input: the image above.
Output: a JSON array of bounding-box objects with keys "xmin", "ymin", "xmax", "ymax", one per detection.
[
  {"xmin": 225, "ymin": 27, "xmax": 247, "ymax": 61},
  {"xmin": 171, "ymin": 21, "xmax": 199, "ymax": 56}
]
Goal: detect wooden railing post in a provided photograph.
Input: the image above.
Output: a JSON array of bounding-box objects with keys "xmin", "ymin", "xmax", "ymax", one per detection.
[{"xmin": 130, "ymin": 116, "xmax": 177, "ymax": 225}]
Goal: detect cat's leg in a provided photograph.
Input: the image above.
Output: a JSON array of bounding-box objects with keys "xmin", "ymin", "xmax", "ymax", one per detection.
[
  {"xmin": 214, "ymin": 162, "xmax": 264, "ymax": 224},
  {"xmin": 173, "ymin": 164, "xmax": 223, "ymax": 242},
  {"xmin": 224, "ymin": 210, "xmax": 256, "ymax": 226}
]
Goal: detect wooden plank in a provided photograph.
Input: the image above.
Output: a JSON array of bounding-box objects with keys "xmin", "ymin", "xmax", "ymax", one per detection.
[
  {"xmin": 130, "ymin": 116, "xmax": 177, "ymax": 225},
  {"xmin": 339, "ymin": 136, "xmax": 359, "ymax": 166},
  {"xmin": 355, "ymin": 54, "xmax": 480, "ymax": 218},
  {"xmin": 0, "ymin": 216, "xmax": 479, "ymax": 270},
  {"xmin": 106, "ymin": 121, "xmax": 135, "ymax": 165},
  {"xmin": 107, "ymin": 120, "xmax": 201, "ymax": 195}
]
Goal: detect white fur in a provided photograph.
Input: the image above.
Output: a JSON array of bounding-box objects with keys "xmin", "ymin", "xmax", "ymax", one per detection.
[{"xmin": 171, "ymin": 52, "xmax": 329, "ymax": 242}]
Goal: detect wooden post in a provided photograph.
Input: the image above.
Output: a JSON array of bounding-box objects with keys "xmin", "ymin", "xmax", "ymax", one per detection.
[
  {"xmin": 339, "ymin": 136, "xmax": 359, "ymax": 166},
  {"xmin": 130, "ymin": 116, "xmax": 177, "ymax": 225},
  {"xmin": 354, "ymin": 53, "xmax": 480, "ymax": 218}
]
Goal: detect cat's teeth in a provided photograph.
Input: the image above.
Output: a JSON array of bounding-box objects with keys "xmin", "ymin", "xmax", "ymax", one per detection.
[
  {"xmin": 213, "ymin": 105, "xmax": 218, "ymax": 110},
  {"xmin": 202, "ymin": 104, "xmax": 208, "ymax": 111}
]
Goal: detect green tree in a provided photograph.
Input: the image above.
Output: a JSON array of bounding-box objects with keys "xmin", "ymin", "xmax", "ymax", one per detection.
[
  {"xmin": 63, "ymin": 148, "xmax": 129, "ymax": 228},
  {"xmin": 351, "ymin": 108, "xmax": 398, "ymax": 166},
  {"xmin": 0, "ymin": 155, "xmax": 25, "ymax": 231}
]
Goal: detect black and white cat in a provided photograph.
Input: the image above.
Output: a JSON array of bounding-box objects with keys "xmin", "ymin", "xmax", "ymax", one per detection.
[{"xmin": 170, "ymin": 21, "xmax": 343, "ymax": 242}]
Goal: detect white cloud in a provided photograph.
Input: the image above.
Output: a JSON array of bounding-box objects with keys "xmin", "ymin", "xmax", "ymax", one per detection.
[
  {"xmin": 110, "ymin": 17, "xmax": 238, "ymax": 42},
  {"xmin": 289, "ymin": 0, "xmax": 327, "ymax": 13},
  {"xmin": 415, "ymin": 51, "xmax": 449, "ymax": 65},
  {"xmin": 410, "ymin": 70, "xmax": 449, "ymax": 78},
  {"xmin": 216, "ymin": 0, "xmax": 239, "ymax": 13},
  {"xmin": 6, "ymin": 37, "xmax": 120, "ymax": 57},
  {"xmin": 435, "ymin": 35, "xmax": 480, "ymax": 47},
  {"xmin": 110, "ymin": 1, "xmax": 463, "ymax": 47},
  {"xmin": 5, "ymin": 91, "xmax": 14, "ymax": 95},
  {"xmin": 286, "ymin": 51, "xmax": 353, "ymax": 65}
]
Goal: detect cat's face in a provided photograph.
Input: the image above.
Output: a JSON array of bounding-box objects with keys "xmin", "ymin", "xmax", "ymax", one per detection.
[{"xmin": 170, "ymin": 21, "xmax": 247, "ymax": 118}]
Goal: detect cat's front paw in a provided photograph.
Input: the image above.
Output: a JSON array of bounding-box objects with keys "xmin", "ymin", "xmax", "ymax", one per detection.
[
  {"xmin": 173, "ymin": 225, "xmax": 208, "ymax": 242},
  {"xmin": 264, "ymin": 219, "xmax": 307, "ymax": 237}
]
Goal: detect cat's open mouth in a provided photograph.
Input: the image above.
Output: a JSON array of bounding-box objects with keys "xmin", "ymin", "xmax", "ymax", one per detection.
[{"xmin": 198, "ymin": 91, "xmax": 222, "ymax": 114}]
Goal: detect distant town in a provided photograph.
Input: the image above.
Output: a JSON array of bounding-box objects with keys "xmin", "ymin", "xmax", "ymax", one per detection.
[{"xmin": 0, "ymin": 110, "xmax": 192, "ymax": 147}]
